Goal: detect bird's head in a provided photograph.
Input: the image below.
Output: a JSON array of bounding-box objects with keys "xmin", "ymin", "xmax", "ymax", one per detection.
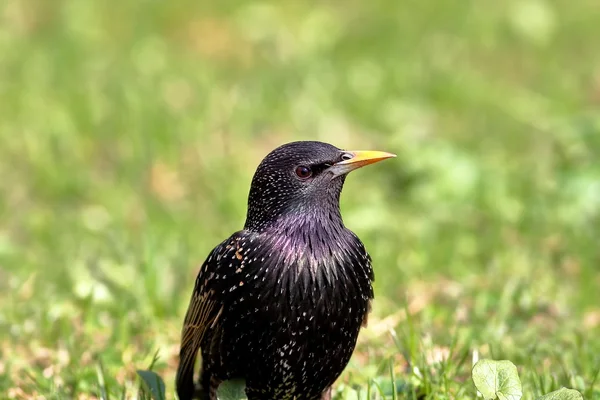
[{"xmin": 244, "ymin": 141, "xmax": 395, "ymax": 232}]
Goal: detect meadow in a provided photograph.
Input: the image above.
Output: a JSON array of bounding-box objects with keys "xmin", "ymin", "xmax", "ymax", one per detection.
[{"xmin": 0, "ymin": 0, "xmax": 599, "ymax": 398}]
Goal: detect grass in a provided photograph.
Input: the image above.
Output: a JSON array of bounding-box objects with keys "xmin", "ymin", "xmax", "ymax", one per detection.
[{"xmin": 1, "ymin": 0, "xmax": 599, "ymax": 398}]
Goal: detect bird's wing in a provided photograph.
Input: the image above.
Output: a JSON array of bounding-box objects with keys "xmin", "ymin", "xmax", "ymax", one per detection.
[
  {"xmin": 176, "ymin": 253, "xmax": 221, "ymax": 399},
  {"xmin": 176, "ymin": 231, "xmax": 252, "ymax": 400}
]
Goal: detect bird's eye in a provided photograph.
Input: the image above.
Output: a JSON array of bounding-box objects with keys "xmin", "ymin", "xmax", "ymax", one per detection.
[{"xmin": 295, "ymin": 166, "xmax": 312, "ymax": 179}]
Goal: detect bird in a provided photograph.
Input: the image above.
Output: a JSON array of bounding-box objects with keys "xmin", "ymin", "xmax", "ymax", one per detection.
[{"xmin": 176, "ymin": 141, "xmax": 395, "ymax": 400}]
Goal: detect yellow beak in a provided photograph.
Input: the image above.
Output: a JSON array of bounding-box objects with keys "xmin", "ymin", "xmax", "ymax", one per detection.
[{"xmin": 329, "ymin": 150, "xmax": 396, "ymax": 176}]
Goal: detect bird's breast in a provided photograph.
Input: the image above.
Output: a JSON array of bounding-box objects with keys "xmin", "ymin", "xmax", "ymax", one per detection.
[
  {"xmin": 212, "ymin": 226, "xmax": 374, "ymax": 391},
  {"xmin": 227, "ymin": 226, "xmax": 374, "ymax": 329}
]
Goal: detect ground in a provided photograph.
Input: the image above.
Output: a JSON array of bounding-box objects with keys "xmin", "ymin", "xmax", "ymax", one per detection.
[{"xmin": 0, "ymin": 0, "xmax": 599, "ymax": 399}]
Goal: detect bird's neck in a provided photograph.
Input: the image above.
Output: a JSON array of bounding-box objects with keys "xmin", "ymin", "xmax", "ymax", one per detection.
[
  {"xmin": 278, "ymin": 207, "xmax": 345, "ymax": 236},
  {"xmin": 244, "ymin": 198, "xmax": 344, "ymax": 234}
]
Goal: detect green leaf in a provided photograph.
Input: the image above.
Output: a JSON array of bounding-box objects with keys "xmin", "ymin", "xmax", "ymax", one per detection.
[
  {"xmin": 96, "ymin": 361, "xmax": 109, "ymax": 400},
  {"xmin": 536, "ymin": 388, "xmax": 583, "ymax": 400},
  {"xmin": 136, "ymin": 370, "xmax": 166, "ymax": 400},
  {"xmin": 472, "ymin": 359, "xmax": 523, "ymax": 400},
  {"xmin": 217, "ymin": 379, "xmax": 247, "ymax": 400}
]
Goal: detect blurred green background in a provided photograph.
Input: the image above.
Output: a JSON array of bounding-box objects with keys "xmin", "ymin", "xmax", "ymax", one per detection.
[{"xmin": 1, "ymin": 0, "xmax": 599, "ymax": 398}]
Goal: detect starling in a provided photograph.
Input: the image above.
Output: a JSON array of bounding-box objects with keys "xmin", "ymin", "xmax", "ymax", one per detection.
[{"xmin": 176, "ymin": 141, "xmax": 395, "ymax": 400}]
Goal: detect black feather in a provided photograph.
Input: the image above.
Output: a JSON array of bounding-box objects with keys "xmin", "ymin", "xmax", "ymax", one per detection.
[{"xmin": 176, "ymin": 141, "xmax": 381, "ymax": 400}]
